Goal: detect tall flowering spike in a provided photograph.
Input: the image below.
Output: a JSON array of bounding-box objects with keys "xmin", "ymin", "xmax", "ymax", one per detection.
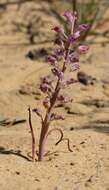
[{"xmin": 31, "ymin": 10, "xmax": 90, "ymax": 161}]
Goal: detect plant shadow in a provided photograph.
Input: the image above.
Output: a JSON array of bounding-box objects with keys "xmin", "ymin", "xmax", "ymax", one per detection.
[
  {"xmin": 0, "ymin": 146, "xmax": 31, "ymax": 161},
  {"xmin": 74, "ymin": 125, "xmax": 109, "ymax": 135}
]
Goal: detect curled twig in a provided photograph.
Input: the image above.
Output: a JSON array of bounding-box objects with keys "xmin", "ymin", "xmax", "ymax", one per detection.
[
  {"xmin": 47, "ymin": 128, "xmax": 64, "ymax": 145},
  {"xmin": 47, "ymin": 128, "xmax": 73, "ymax": 152},
  {"xmin": 55, "ymin": 138, "xmax": 73, "ymax": 152}
]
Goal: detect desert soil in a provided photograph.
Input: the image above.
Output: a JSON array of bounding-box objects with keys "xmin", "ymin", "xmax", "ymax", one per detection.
[{"xmin": 0, "ymin": 1, "xmax": 109, "ymax": 190}]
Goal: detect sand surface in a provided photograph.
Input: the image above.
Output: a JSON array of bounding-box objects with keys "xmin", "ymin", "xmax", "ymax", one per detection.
[{"xmin": 0, "ymin": 1, "xmax": 109, "ymax": 190}]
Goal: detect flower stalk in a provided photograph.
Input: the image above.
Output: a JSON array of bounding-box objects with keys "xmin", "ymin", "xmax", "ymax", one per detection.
[{"xmin": 28, "ymin": 10, "xmax": 89, "ymax": 161}]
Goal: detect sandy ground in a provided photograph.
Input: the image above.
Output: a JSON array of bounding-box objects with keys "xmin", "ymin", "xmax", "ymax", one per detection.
[{"xmin": 0, "ymin": 1, "xmax": 109, "ymax": 190}]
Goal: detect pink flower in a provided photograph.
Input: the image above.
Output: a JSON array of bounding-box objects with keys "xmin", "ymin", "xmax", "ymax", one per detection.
[
  {"xmin": 47, "ymin": 55, "xmax": 56, "ymax": 63},
  {"xmin": 43, "ymin": 96, "xmax": 50, "ymax": 109},
  {"xmin": 52, "ymin": 26, "xmax": 64, "ymax": 34},
  {"xmin": 40, "ymin": 83, "xmax": 51, "ymax": 93},
  {"xmin": 71, "ymin": 63, "xmax": 80, "ymax": 71},
  {"xmin": 78, "ymin": 45, "xmax": 89, "ymax": 54},
  {"xmin": 78, "ymin": 24, "xmax": 89, "ymax": 32},
  {"xmin": 63, "ymin": 11, "xmax": 77, "ymax": 23},
  {"xmin": 74, "ymin": 31, "xmax": 80, "ymax": 39},
  {"xmin": 68, "ymin": 31, "xmax": 80, "ymax": 43},
  {"xmin": 54, "ymin": 38, "xmax": 63, "ymax": 46},
  {"xmin": 54, "ymin": 49, "xmax": 64, "ymax": 57},
  {"xmin": 50, "ymin": 113, "xmax": 65, "ymax": 121},
  {"xmin": 69, "ymin": 52, "xmax": 79, "ymax": 63},
  {"xmin": 51, "ymin": 68, "xmax": 64, "ymax": 80},
  {"xmin": 40, "ymin": 76, "xmax": 52, "ymax": 85}
]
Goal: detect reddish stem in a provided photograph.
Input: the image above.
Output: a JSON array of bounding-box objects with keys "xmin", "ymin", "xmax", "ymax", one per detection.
[{"xmin": 28, "ymin": 107, "xmax": 36, "ymax": 161}]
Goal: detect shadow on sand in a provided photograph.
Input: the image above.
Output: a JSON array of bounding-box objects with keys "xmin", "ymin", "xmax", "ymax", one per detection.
[
  {"xmin": 0, "ymin": 146, "xmax": 31, "ymax": 161},
  {"xmin": 72, "ymin": 125, "xmax": 109, "ymax": 135}
]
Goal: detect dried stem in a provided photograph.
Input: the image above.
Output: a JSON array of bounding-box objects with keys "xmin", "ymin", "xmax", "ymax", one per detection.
[
  {"xmin": 47, "ymin": 128, "xmax": 64, "ymax": 144},
  {"xmin": 55, "ymin": 138, "xmax": 73, "ymax": 152},
  {"xmin": 28, "ymin": 107, "xmax": 36, "ymax": 161}
]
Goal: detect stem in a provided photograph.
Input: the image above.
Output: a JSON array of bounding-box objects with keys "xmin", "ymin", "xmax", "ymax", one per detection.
[
  {"xmin": 72, "ymin": 0, "xmax": 77, "ymax": 12},
  {"xmin": 38, "ymin": 87, "xmax": 60, "ymax": 161},
  {"xmin": 28, "ymin": 107, "xmax": 36, "ymax": 162}
]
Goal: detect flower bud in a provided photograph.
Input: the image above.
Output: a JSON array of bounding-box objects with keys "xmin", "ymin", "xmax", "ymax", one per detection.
[
  {"xmin": 68, "ymin": 31, "xmax": 80, "ymax": 43},
  {"xmin": 71, "ymin": 63, "xmax": 80, "ymax": 71},
  {"xmin": 47, "ymin": 55, "xmax": 56, "ymax": 64},
  {"xmin": 40, "ymin": 83, "xmax": 51, "ymax": 93},
  {"xmin": 78, "ymin": 24, "xmax": 89, "ymax": 32},
  {"xmin": 78, "ymin": 45, "xmax": 89, "ymax": 54},
  {"xmin": 69, "ymin": 52, "xmax": 79, "ymax": 63},
  {"xmin": 43, "ymin": 96, "xmax": 50, "ymax": 109},
  {"xmin": 52, "ymin": 26, "xmax": 64, "ymax": 34},
  {"xmin": 63, "ymin": 11, "xmax": 77, "ymax": 23},
  {"xmin": 51, "ymin": 68, "xmax": 64, "ymax": 80},
  {"xmin": 50, "ymin": 113, "xmax": 65, "ymax": 121}
]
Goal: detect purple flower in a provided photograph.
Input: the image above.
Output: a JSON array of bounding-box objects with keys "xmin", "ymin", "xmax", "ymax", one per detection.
[
  {"xmin": 68, "ymin": 31, "xmax": 80, "ymax": 43},
  {"xmin": 40, "ymin": 76, "xmax": 52, "ymax": 85},
  {"xmin": 63, "ymin": 11, "xmax": 77, "ymax": 23},
  {"xmin": 40, "ymin": 83, "xmax": 51, "ymax": 93},
  {"xmin": 57, "ymin": 95, "xmax": 73, "ymax": 103},
  {"xmin": 43, "ymin": 96, "xmax": 50, "ymax": 109},
  {"xmin": 47, "ymin": 55, "xmax": 56, "ymax": 64},
  {"xmin": 78, "ymin": 24, "xmax": 89, "ymax": 32},
  {"xmin": 52, "ymin": 26, "xmax": 64, "ymax": 34},
  {"xmin": 78, "ymin": 45, "xmax": 89, "ymax": 54},
  {"xmin": 50, "ymin": 113, "xmax": 65, "ymax": 121},
  {"xmin": 54, "ymin": 49, "xmax": 64, "ymax": 57},
  {"xmin": 57, "ymin": 95, "xmax": 65, "ymax": 102},
  {"xmin": 54, "ymin": 38, "xmax": 64, "ymax": 46},
  {"xmin": 69, "ymin": 52, "xmax": 79, "ymax": 63},
  {"xmin": 64, "ymin": 97, "xmax": 73, "ymax": 103},
  {"xmin": 74, "ymin": 31, "xmax": 80, "ymax": 39},
  {"xmin": 71, "ymin": 63, "xmax": 80, "ymax": 71},
  {"xmin": 51, "ymin": 68, "xmax": 64, "ymax": 80}
]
